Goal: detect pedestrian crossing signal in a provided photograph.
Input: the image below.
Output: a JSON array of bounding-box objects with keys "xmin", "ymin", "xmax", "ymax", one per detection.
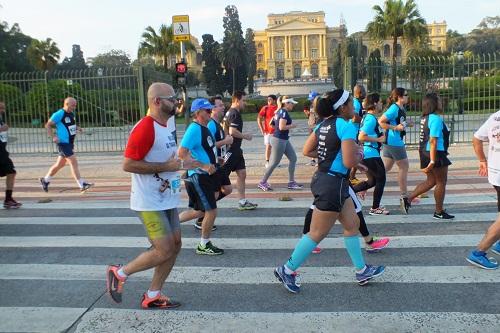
[{"xmin": 176, "ymin": 62, "xmax": 187, "ymax": 74}]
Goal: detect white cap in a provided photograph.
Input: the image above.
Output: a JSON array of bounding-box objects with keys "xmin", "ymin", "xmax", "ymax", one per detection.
[{"xmin": 282, "ymin": 98, "xmax": 298, "ymax": 104}]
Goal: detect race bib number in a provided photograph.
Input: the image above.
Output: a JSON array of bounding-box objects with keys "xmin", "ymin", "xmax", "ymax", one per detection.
[
  {"xmin": 68, "ymin": 125, "xmax": 77, "ymax": 135},
  {"xmin": 0, "ymin": 132, "xmax": 7, "ymax": 143},
  {"xmin": 170, "ymin": 175, "xmax": 181, "ymax": 195}
]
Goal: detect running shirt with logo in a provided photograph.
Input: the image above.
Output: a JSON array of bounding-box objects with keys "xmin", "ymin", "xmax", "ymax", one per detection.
[
  {"xmin": 207, "ymin": 118, "xmax": 227, "ymax": 158},
  {"xmin": 180, "ymin": 121, "xmax": 217, "ymax": 176},
  {"xmin": 124, "ymin": 116, "xmax": 180, "ymax": 211},
  {"xmin": 50, "ymin": 109, "xmax": 76, "ymax": 144},
  {"xmin": 315, "ymin": 117, "xmax": 357, "ymax": 176},
  {"xmin": 0, "ymin": 114, "xmax": 8, "ymax": 153},
  {"xmin": 351, "ymin": 97, "xmax": 363, "ymax": 131},
  {"xmin": 474, "ymin": 110, "xmax": 500, "ymax": 186},
  {"xmin": 359, "ymin": 113, "xmax": 382, "ymax": 159},
  {"xmin": 383, "ymin": 104, "xmax": 407, "ymax": 147},
  {"xmin": 258, "ymin": 105, "xmax": 277, "ymax": 134},
  {"xmin": 426, "ymin": 113, "xmax": 448, "ymax": 152},
  {"xmin": 272, "ymin": 108, "xmax": 292, "ymax": 140},
  {"xmin": 224, "ymin": 108, "xmax": 243, "ymax": 150}
]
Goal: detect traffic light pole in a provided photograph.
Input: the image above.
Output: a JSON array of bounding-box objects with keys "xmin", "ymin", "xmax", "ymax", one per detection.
[{"xmin": 180, "ymin": 41, "xmax": 189, "ymax": 126}]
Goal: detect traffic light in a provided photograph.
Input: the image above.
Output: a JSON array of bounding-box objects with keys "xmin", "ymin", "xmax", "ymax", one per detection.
[{"xmin": 175, "ymin": 62, "xmax": 187, "ymax": 86}]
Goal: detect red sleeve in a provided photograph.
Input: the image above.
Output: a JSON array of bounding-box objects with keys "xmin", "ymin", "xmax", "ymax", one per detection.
[
  {"xmin": 258, "ymin": 106, "xmax": 267, "ymax": 117},
  {"xmin": 124, "ymin": 117, "xmax": 155, "ymax": 160}
]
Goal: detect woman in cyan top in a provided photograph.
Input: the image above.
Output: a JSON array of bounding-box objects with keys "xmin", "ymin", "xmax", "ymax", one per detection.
[
  {"xmin": 404, "ymin": 93, "xmax": 453, "ymax": 219},
  {"xmin": 353, "ymin": 93, "xmax": 388, "ymax": 215},
  {"xmin": 378, "ymin": 87, "xmax": 414, "ymax": 213}
]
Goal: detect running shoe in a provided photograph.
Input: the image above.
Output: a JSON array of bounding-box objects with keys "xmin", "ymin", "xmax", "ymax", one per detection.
[
  {"xmin": 80, "ymin": 182, "xmax": 94, "ymax": 192},
  {"xmin": 287, "ymin": 181, "xmax": 303, "ymax": 190},
  {"xmin": 369, "ymin": 207, "xmax": 390, "ymax": 215},
  {"xmin": 257, "ymin": 181, "xmax": 273, "ymax": 192},
  {"xmin": 366, "ymin": 237, "xmax": 390, "ymax": 253},
  {"xmin": 194, "ymin": 218, "xmax": 217, "ymax": 231},
  {"xmin": 492, "ymin": 241, "xmax": 500, "ymax": 255},
  {"xmin": 433, "ymin": 210, "xmax": 455, "ymax": 220},
  {"xmin": 466, "ymin": 251, "xmax": 498, "ymax": 270},
  {"xmin": 264, "ymin": 162, "xmax": 269, "ymax": 169},
  {"xmin": 39, "ymin": 177, "xmax": 49, "ymax": 192},
  {"xmin": 238, "ymin": 200, "xmax": 257, "ymax": 211},
  {"xmin": 196, "ymin": 241, "xmax": 224, "ymax": 255},
  {"xmin": 356, "ymin": 264, "xmax": 385, "ymax": 285},
  {"xmin": 274, "ymin": 265, "xmax": 300, "ymax": 293},
  {"xmin": 312, "ymin": 246, "xmax": 322, "ymax": 254},
  {"xmin": 106, "ymin": 265, "xmax": 126, "ymax": 303},
  {"xmin": 141, "ymin": 293, "xmax": 181, "ymax": 309},
  {"xmin": 400, "ymin": 197, "xmax": 411, "ymax": 215},
  {"xmin": 3, "ymin": 199, "xmax": 22, "ymax": 209},
  {"xmin": 350, "ymin": 177, "xmax": 361, "ymax": 186}
]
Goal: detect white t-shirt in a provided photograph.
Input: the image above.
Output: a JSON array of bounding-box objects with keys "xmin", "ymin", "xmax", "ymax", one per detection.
[
  {"xmin": 124, "ymin": 116, "xmax": 180, "ymax": 211},
  {"xmin": 474, "ymin": 110, "xmax": 500, "ymax": 186}
]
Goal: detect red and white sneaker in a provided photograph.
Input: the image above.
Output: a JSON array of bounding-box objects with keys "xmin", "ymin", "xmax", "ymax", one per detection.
[
  {"xmin": 312, "ymin": 246, "xmax": 322, "ymax": 254},
  {"xmin": 106, "ymin": 265, "xmax": 126, "ymax": 303},
  {"xmin": 365, "ymin": 237, "xmax": 390, "ymax": 253},
  {"xmin": 3, "ymin": 199, "xmax": 22, "ymax": 209},
  {"xmin": 141, "ymin": 293, "xmax": 181, "ymax": 309},
  {"xmin": 369, "ymin": 207, "xmax": 390, "ymax": 215}
]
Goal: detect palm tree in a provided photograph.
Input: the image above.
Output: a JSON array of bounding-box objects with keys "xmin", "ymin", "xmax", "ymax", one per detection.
[
  {"xmin": 138, "ymin": 24, "xmax": 195, "ymax": 71},
  {"xmin": 366, "ymin": 0, "xmax": 428, "ymax": 89},
  {"xmin": 27, "ymin": 38, "xmax": 60, "ymax": 71}
]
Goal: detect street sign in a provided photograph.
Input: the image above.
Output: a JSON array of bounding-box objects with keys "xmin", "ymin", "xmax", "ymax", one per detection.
[{"xmin": 172, "ymin": 15, "xmax": 190, "ymax": 42}]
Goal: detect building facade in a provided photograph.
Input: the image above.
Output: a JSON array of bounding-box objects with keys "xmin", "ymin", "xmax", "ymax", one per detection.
[{"xmin": 254, "ymin": 11, "xmax": 447, "ymax": 80}]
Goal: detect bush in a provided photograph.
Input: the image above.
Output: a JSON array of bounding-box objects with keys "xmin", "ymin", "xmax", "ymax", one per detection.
[{"xmin": 0, "ymin": 83, "xmax": 23, "ymax": 113}]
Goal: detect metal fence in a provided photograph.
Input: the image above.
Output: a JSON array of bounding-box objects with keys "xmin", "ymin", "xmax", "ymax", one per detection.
[
  {"xmin": 0, "ymin": 66, "xmax": 172, "ymax": 153},
  {"xmin": 345, "ymin": 53, "xmax": 500, "ymax": 145}
]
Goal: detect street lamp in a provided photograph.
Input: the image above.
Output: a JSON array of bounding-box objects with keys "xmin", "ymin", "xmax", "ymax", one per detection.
[{"xmin": 457, "ymin": 51, "xmax": 464, "ymax": 115}]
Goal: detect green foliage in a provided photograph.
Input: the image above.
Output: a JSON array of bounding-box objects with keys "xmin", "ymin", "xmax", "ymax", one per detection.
[
  {"xmin": 27, "ymin": 38, "xmax": 61, "ymax": 71},
  {"xmin": 57, "ymin": 44, "xmax": 87, "ymax": 70},
  {"xmin": 467, "ymin": 16, "xmax": 500, "ymax": 55},
  {"xmin": 0, "ymin": 21, "xmax": 34, "ymax": 72},
  {"xmin": 201, "ymin": 34, "xmax": 225, "ymax": 95},
  {"xmin": 0, "ymin": 83, "xmax": 24, "ymax": 113},
  {"xmin": 367, "ymin": 49, "xmax": 383, "ymax": 92},
  {"xmin": 245, "ymin": 28, "xmax": 257, "ymax": 94},
  {"xmin": 463, "ymin": 95, "xmax": 500, "ymax": 111},
  {"xmin": 90, "ymin": 49, "xmax": 131, "ymax": 68}
]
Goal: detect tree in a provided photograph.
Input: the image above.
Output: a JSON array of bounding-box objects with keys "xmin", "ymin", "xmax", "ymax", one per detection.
[
  {"xmin": 57, "ymin": 44, "xmax": 87, "ymax": 70},
  {"xmin": 26, "ymin": 38, "xmax": 60, "ymax": 71},
  {"xmin": 138, "ymin": 24, "xmax": 195, "ymax": 71},
  {"xmin": 201, "ymin": 34, "xmax": 225, "ymax": 95},
  {"xmin": 90, "ymin": 49, "xmax": 131, "ymax": 67},
  {"xmin": 219, "ymin": 5, "xmax": 247, "ymax": 94},
  {"xmin": 366, "ymin": 0, "xmax": 428, "ymax": 89},
  {"xmin": 367, "ymin": 49, "xmax": 383, "ymax": 92},
  {"xmin": 446, "ymin": 30, "xmax": 466, "ymax": 53},
  {"xmin": 245, "ymin": 28, "xmax": 257, "ymax": 94},
  {"xmin": 0, "ymin": 21, "xmax": 34, "ymax": 72},
  {"xmin": 467, "ymin": 16, "xmax": 500, "ymax": 54}
]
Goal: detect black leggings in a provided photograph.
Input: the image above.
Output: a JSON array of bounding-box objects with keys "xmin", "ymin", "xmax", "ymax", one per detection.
[
  {"xmin": 495, "ymin": 186, "xmax": 500, "ymax": 212},
  {"xmin": 352, "ymin": 157, "xmax": 386, "ymax": 209},
  {"xmin": 302, "ymin": 207, "xmax": 370, "ymax": 238}
]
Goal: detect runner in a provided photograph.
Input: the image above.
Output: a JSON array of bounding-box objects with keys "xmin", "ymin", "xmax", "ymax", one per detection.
[
  {"xmin": 274, "ymin": 89, "xmax": 385, "ymax": 293},
  {"xmin": 304, "ymin": 91, "xmax": 320, "ymax": 166},
  {"xmin": 349, "ymin": 84, "xmax": 367, "ymax": 185},
  {"xmin": 220, "ymin": 91, "xmax": 257, "ymax": 210},
  {"xmin": 39, "ymin": 97, "xmax": 93, "ymax": 193},
  {"xmin": 0, "ymin": 101, "xmax": 22, "ymax": 209},
  {"xmin": 258, "ymin": 95, "xmax": 303, "ymax": 191},
  {"xmin": 106, "ymin": 83, "xmax": 199, "ymax": 308},
  {"xmin": 403, "ymin": 93, "xmax": 454, "ymax": 219},
  {"xmin": 352, "ymin": 93, "xmax": 389, "ymax": 215},
  {"xmin": 466, "ymin": 110, "xmax": 500, "ymax": 269},
  {"xmin": 257, "ymin": 95, "xmax": 278, "ymax": 168},
  {"xmin": 378, "ymin": 88, "xmax": 414, "ymax": 212},
  {"xmin": 179, "ymin": 98, "xmax": 224, "ymax": 255}
]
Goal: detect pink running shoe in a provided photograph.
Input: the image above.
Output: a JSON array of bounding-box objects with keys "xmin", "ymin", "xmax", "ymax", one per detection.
[
  {"xmin": 365, "ymin": 237, "xmax": 390, "ymax": 253},
  {"xmin": 369, "ymin": 207, "xmax": 390, "ymax": 215},
  {"xmin": 312, "ymin": 246, "xmax": 322, "ymax": 254}
]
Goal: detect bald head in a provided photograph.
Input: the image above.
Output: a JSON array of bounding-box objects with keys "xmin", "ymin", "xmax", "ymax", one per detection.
[
  {"xmin": 147, "ymin": 82, "xmax": 177, "ymax": 118},
  {"xmin": 63, "ymin": 97, "xmax": 77, "ymax": 112},
  {"xmin": 353, "ymin": 85, "xmax": 366, "ymax": 99},
  {"xmin": 147, "ymin": 83, "xmax": 174, "ymax": 104}
]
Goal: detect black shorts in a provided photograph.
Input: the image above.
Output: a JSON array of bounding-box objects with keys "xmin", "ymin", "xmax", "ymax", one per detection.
[
  {"xmin": 0, "ymin": 151, "xmax": 16, "ymax": 177},
  {"xmin": 184, "ymin": 173, "xmax": 218, "ymax": 212},
  {"xmin": 419, "ymin": 150, "xmax": 452, "ymax": 169},
  {"xmin": 212, "ymin": 168, "xmax": 231, "ymax": 187},
  {"xmin": 220, "ymin": 148, "xmax": 245, "ymax": 174},
  {"xmin": 311, "ymin": 171, "xmax": 350, "ymax": 212},
  {"xmin": 58, "ymin": 143, "xmax": 74, "ymax": 157}
]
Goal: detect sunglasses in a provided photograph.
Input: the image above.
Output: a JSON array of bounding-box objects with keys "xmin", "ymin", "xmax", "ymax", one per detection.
[
  {"xmin": 157, "ymin": 95, "xmax": 178, "ymax": 103},
  {"xmin": 403, "ymin": 93, "xmax": 409, "ymax": 96}
]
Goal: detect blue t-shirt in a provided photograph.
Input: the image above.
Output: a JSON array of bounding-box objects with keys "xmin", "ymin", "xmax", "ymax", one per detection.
[
  {"xmin": 359, "ymin": 113, "xmax": 381, "ymax": 159},
  {"xmin": 383, "ymin": 104, "xmax": 406, "ymax": 147},
  {"xmin": 427, "ymin": 113, "xmax": 445, "ymax": 151},
  {"xmin": 315, "ymin": 117, "xmax": 357, "ymax": 176},
  {"xmin": 350, "ymin": 98, "xmax": 363, "ymax": 131},
  {"xmin": 180, "ymin": 122, "xmax": 216, "ymax": 176},
  {"xmin": 50, "ymin": 109, "xmax": 76, "ymax": 144},
  {"xmin": 272, "ymin": 108, "xmax": 292, "ymax": 140}
]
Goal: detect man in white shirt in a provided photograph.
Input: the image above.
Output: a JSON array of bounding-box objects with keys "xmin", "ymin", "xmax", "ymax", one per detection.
[
  {"xmin": 105, "ymin": 82, "xmax": 199, "ymax": 308},
  {"xmin": 466, "ymin": 111, "xmax": 500, "ymax": 269}
]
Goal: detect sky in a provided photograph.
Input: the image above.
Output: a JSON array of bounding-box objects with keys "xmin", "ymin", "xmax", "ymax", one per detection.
[{"xmin": 0, "ymin": 0, "xmax": 497, "ymax": 60}]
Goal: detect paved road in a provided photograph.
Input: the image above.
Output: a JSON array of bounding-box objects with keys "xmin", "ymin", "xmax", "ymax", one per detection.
[{"xmin": 1, "ymin": 167, "xmax": 499, "ymax": 332}]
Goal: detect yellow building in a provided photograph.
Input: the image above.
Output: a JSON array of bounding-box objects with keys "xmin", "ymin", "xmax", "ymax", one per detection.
[{"xmin": 254, "ymin": 11, "xmax": 447, "ymax": 80}]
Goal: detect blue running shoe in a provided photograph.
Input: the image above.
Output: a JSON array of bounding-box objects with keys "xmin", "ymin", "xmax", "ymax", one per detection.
[
  {"xmin": 356, "ymin": 264, "xmax": 385, "ymax": 285},
  {"xmin": 492, "ymin": 242, "xmax": 500, "ymax": 255},
  {"xmin": 466, "ymin": 251, "xmax": 498, "ymax": 270},
  {"xmin": 274, "ymin": 265, "xmax": 300, "ymax": 293}
]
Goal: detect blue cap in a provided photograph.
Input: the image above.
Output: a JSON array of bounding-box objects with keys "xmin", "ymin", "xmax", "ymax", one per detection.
[
  {"xmin": 308, "ymin": 91, "xmax": 319, "ymax": 101},
  {"xmin": 190, "ymin": 98, "xmax": 214, "ymax": 113}
]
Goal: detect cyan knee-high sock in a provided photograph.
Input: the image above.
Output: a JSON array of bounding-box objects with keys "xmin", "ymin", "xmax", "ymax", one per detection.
[
  {"xmin": 285, "ymin": 234, "xmax": 317, "ymax": 271},
  {"xmin": 344, "ymin": 235, "xmax": 365, "ymax": 270}
]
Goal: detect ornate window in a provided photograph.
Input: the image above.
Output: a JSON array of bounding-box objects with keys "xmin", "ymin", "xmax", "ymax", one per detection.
[
  {"xmin": 311, "ymin": 63, "xmax": 319, "ymax": 78},
  {"xmin": 293, "ymin": 64, "xmax": 301, "ymax": 78},
  {"xmin": 257, "ymin": 54, "xmax": 263, "ymax": 62},
  {"xmin": 276, "ymin": 65, "xmax": 284, "ymax": 80},
  {"xmin": 276, "ymin": 51, "xmax": 284, "ymax": 60},
  {"xmin": 383, "ymin": 44, "xmax": 391, "ymax": 58},
  {"xmin": 293, "ymin": 50, "xmax": 301, "ymax": 59},
  {"xmin": 311, "ymin": 49, "xmax": 318, "ymax": 59}
]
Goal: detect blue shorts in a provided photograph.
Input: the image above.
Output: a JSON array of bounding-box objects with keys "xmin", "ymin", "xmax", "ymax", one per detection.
[{"xmin": 58, "ymin": 143, "xmax": 74, "ymax": 157}]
